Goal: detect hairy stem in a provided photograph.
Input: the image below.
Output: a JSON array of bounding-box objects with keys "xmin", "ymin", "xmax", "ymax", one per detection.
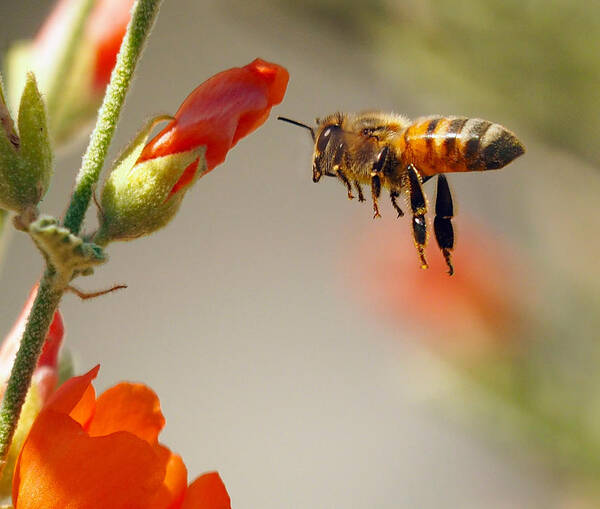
[
  {"xmin": 63, "ymin": 0, "xmax": 163, "ymax": 235},
  {"xmin": 0, "ymin": 269, "xmax": 63, "ymax": 467}
]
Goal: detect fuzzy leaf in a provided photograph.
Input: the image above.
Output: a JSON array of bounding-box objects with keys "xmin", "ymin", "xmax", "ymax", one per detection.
[{"xmin": 28, "ymin": 216, "xmax": 106, "ymax": 283}]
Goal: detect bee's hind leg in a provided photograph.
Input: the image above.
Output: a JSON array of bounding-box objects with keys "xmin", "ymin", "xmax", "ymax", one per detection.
[
  {"xmin": 407, "ymin": 164, "xmax": 428, "ymax": 270},
  {"xmin": 433, "ymin": 174, "xmax": 455, "ymax": 275}
]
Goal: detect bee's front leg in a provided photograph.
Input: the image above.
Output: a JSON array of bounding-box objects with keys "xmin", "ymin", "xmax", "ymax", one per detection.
[
  {"xmin": 354, "ymin": 181, "xmax": 365, "ymax": 202},
  {"xmin": 335, "ymin": 168, "xmax": 354, "ymax": 200}
]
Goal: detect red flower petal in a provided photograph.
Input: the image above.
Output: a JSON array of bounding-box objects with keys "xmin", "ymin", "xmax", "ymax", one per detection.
[
  {"xmin": 86, "ymin": 382, "xmax": 165, "ymax": 444},
  {"xmin": 13, "ymin": 411, "xmax": 167, "ymax": 509},
  {"xmin": 69, "ymin": 383, "xmax": 97, "ymax": 428},
  {"xmin": 44, "ymin": 365, "xmax": 99, "ymax": 416},
  {"xmin": 37, "ymin": 303, "xmax": 64, "ymax": 369},
  {"xmin": 86, "ymin": 0, "xmax": 135, "ymax": 90},
  {"xmin": 138, "ymin": 58, "xmax": 289, "ymax": 172},
  {"xmin": 0, "ymin": 284, "xmax": 64, "ymax": 381},
  {"xmin": 149, "ymin": 446, "xmax": 188, "ymax": 509},
  {"xmin": 181, "ymin": 472, "xmax": 231, "ymax": 509}
]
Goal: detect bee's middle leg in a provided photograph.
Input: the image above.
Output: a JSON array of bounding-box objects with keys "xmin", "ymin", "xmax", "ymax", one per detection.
[
  {"xmin": 407, "ymin": 164, "xmax": 429, "ymax": 270},
  {"xmin": 370, "ymin": 175, "xmax": 381, "ymax": 218},
  {"xmin": 370, "ymin": 145, "xmax": 389, "ymax": 218},
  {"xmin": 354, "ymin": 181, "xmax": 365, "ymax": 202}
]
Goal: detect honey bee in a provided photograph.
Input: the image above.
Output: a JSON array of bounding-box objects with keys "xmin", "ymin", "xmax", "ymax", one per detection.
[{"xmin": 279, "ymin": 112, "xmax": 525, "ymax": 275}]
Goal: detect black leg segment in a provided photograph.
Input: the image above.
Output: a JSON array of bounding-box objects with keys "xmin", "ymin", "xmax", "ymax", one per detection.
[
  {"xmin": 433, "ymin": 174, "xmax": 455, "ymax": 275},
  {"xmin": 390, "ymin": 190, "xmax": 404, "ymax": 217},
  {"xmin": 371, "ymin": 175, "xmax": 382, "ymax": 218},
  {"xmin": 407, "ymin": 164, "xmax": 428, "ymax": 269},
  {"xmin": 354, "ymin": 181, "xmax": 365, "ymax": 202}
]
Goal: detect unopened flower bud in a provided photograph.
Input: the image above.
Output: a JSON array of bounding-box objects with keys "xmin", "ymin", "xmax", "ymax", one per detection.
[
  {"xmin": 0, "ymin": 73, "xmax": 52, "ymax": 213},
  {"xmin": 97, "ymin": 58, "xmax": 289, "ymax": 244}
]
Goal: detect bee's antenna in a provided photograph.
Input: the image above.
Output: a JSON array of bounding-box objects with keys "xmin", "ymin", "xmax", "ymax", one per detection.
[{"xmin": 277, "ymin": 116, "xmax": 315, "ymax": 141}]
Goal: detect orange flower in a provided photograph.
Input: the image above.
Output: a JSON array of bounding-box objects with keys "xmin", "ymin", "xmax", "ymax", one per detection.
[
  {"xmin": 34, "ymin": 0, "xmax": 134, "ymax": 92},
  {"xmin": 13, "ymin": 366, "xmax": 230, "ymax": 509},
  {"xmin": 345, "ymin": 218, "xmax": 530, "ymax": 355}
]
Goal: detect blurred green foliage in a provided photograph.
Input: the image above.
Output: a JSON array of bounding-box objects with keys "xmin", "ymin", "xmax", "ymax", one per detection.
[{"xmin": 274, "ymin": 0, "xmax": 600, "ymax": 166}]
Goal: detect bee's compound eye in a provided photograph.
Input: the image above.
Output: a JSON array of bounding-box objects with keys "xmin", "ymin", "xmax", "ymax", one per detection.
[{"xmin": 316, "ymin": 125, "xmax": 339, "ymax": 153}]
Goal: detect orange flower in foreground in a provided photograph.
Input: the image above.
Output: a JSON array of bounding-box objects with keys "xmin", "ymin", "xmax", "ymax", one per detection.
[{"xmin": 13, "ymin": 366, "xmax": 230, "ymax": 509}]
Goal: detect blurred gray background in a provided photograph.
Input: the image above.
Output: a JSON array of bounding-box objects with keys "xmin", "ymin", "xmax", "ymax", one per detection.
[{"xmin": 3, "ymin": 0, "xmax": 600, "ymax": 507}]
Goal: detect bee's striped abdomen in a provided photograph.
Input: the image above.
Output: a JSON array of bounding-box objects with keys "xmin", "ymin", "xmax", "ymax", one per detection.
[{"xmin": 400, "ymin": 116, "xmax": 525, "ymax": 177}]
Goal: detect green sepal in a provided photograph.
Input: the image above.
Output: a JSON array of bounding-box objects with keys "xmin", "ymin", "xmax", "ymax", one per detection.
[
  {"xmin": 0, "ymin": 119, "xmax": 22, "ymax": 212},
  {"xmin": 0, "ymin": 73, "xmax": 53, "ymax": 213},
  {"xmin": 16, "ymin": 73, "xmax": 53, "ymax": 203},
  {"xmin": 28, "ymin": 215, "xmax": 106, "ymax": 283},
  {"xmin": 113, "ymin": 114, "xmax": 173, "ymax": 172},
  {"xmin": 97, "ymin": 115, "xmax": 206, "ymax": 243}
]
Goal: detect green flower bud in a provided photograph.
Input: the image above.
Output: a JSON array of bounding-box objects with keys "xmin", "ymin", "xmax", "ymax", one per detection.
[
  {"xmin": 0, "ymin": 73, "xmax": 52, "ymax": 213},
  {"xmin": 96, "ymin": 116, "xmax": 206, "ymax": 244}
]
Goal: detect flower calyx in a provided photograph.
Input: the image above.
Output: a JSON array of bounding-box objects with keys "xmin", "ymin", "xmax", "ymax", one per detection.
[{"xmin": 96, "ymin": 115, "xmax": 206, "ymax": 244}]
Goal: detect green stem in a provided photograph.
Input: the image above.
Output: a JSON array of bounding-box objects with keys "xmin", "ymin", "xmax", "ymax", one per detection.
[
  {"xmin": 0, "ymin": 269, "xmax": 63, "ymax": 466},
  {"xmin": 0, "ymin": 0, "xmax": 163, "ymax": 470},
  {"xmin": 63, "ymin": 0, "xmax": 163, "ymax": 235},
  {"xmin": 44, "ymin": 0, "xmax": 95, "ymax": 122}
]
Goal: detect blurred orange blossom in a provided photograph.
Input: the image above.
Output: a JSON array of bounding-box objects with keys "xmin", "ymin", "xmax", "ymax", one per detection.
[{"xmin": 344, "ymin": 217, "xmax": 531, "ymax": 356}]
